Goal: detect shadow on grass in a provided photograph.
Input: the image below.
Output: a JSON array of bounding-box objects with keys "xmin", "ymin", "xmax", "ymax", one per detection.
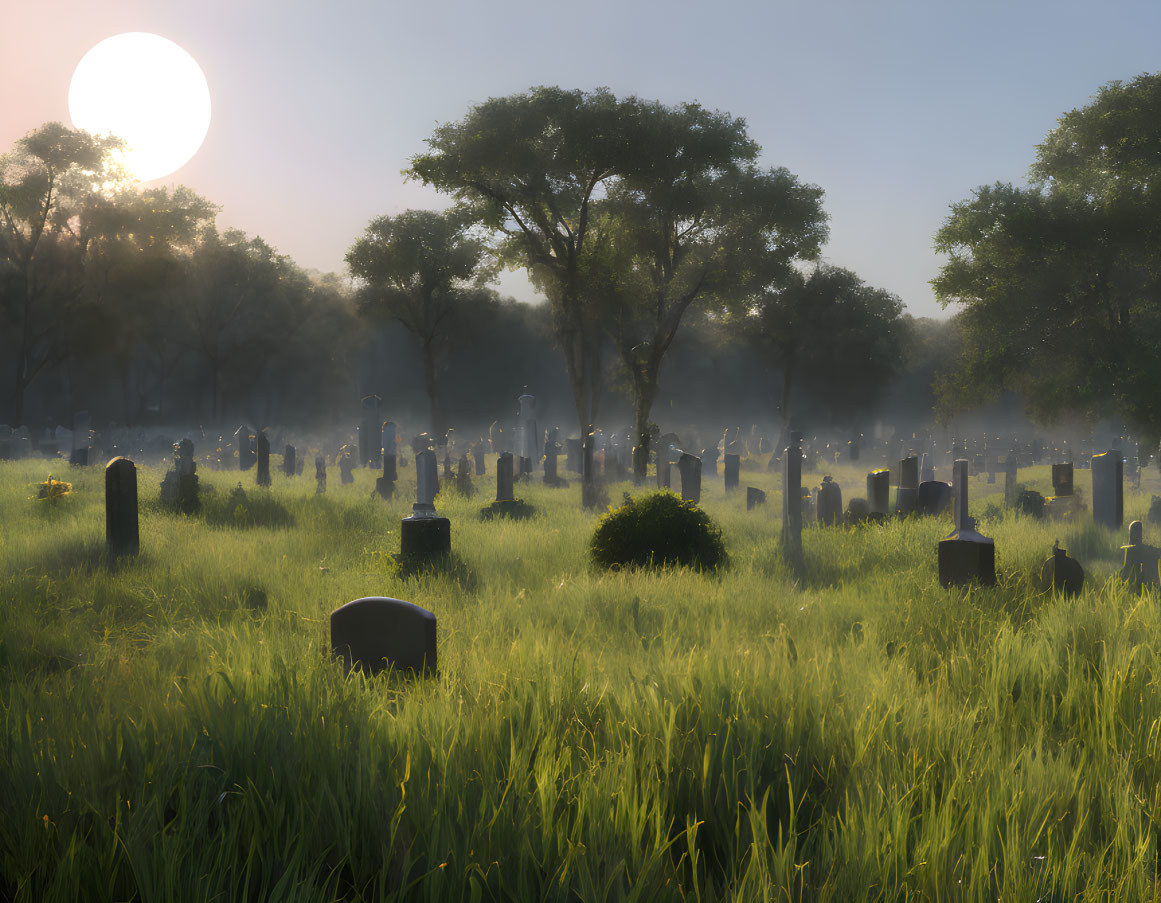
[
  {"xmin": 390, "ymin": 551, "xmax": 479, "ymax": 590},
  {"xmin": 202, "ymin": 485, "xmax": 294, "ymax": 529}
]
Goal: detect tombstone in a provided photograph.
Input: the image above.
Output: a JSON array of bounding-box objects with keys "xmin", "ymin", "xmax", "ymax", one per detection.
[
  {"xmin": 1120, "ymin": 520, "xmax": 1161, "ymax": 592},
  {"xmin": 160, "ymin": 439, "xmax": 199, "ymax": 513},
  {"xmin": 581, "ymin": 428, "xmax": 601, "ymax": 509},
  {"xmin": 920, "ymin": 453, "xmax": 934, "ymax": 484},
  {"xmin": 1091, "ymin": 450, "xmax": 1124, "ymax": 529},
  {"xmin": 1004, "ymin": 453, "xmax": 1018, "ymax": 506},
  {"xmin": 381, "ymin": 421, "xmax": 398, "ymax": 483},
  {"xmin": 816, "ymin": 476, "xmax": 842, "ymax": 526},
  {"xmin": 723, "ymin": 454, "xmax": 740, "ymax": 493},
  {"xmin": 917, "ymin": 481, "xmax": 953, "ymax": 517},
  {"xmin": 339, "ymin": 446, "xmax": 356, "ymax": 485},
  {"xmin": 746, "ymin": 487, "xmax": 766, "ymax": 510},
  {"xmin": 256, "ymin": 432, "xmax": 271, "ymax": 487},
  {"xmin": 867, "ymin": 469, "xmax": 891, "ymax": 517},
  {"xmin": 235, "ymin": 426, "xmax": 255, "ymax": 470},
  {"xmin": 359, "ymin": 395, "xmax": 382, "ymax": 468},
  {"xmin": 456, "ymin": 455, "xmax": 474, "ymax": 496},
  {"xmin": 473, "ymin": 443, "xmax": 486, "ymax": 476},
  {"xmin": 283, "ymin": 444, "xmax": 296, "ymax": 478},
  {"xmin": 1038, "ymin": 543, "xmax": 1085, "ymax": 596},
  {"xmin": 105, "ymin": 457, "xmax": 139, "ymax": 557},
  {"xmin": 561, "ymin": 438, "xmax": 579, "ymax": 474},
  {"xmin": 845, "ymin": 498, "xmax": 872, "ymax": 525},
  {"xmin": 315, "ymin": 456, "xmax": 327, "ymax": 494},
  {"xmin": 399, "ymin": 450, "xmax": 450, "ymax": 560},
  {"xmin": 1051, "ymin": 463, "xmax": 1074, "ymax": 497},
  {"xmin": 70, "ymin": 411, "xmax": 92, "ymax": 466},
  {"xmin": 896, "ymin": 456, "xmax": 919, "ymax": 515},
  {"xmin": 330, "ymin": 597, "xmax": 436, "ymax": 677},
  {"xmin": 953, "ymin": 459, "xmax": 970, "ymax": 531},
  {"xmin": 496, "ymin": 452, "xmax": 515, "ymax": 502},
  {"xmin": 678, "ymin": 453, "xmax": 702, "ymax": 503},
  {"xmin": 656, "ymin": 455, "xmax": 671, "ymax": 490},
  {"xmin": 938, "ymin": 517, "xmax": 996, "ymax": 588},
  {"xmin": 543, "ymin": 428, "xmax": 566, "ymax": 487}
]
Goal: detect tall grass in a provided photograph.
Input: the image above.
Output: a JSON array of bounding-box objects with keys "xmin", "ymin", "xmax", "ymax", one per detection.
[{"xmin": 2, "ymin": 456, "xmax": 1161, "ymax": 900}]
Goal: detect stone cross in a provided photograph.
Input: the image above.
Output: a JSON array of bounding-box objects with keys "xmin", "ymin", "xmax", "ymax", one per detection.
[{"xmin": 106, "ymin": 457, "xmax": 139, "ymax": 557}]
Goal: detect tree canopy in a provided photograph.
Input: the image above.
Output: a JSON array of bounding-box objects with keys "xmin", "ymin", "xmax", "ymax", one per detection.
[
  {"xmin": 346, "ymin": 209, "xmax": 497, "ymax": 434},
  {"xmin": 933, "ymin": 73, "xmax": 1161, "ymax": 438}
]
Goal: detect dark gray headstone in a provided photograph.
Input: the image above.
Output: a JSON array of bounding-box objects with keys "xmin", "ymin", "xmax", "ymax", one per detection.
[
  {"xmin": 678, "ymin": 453, "xmax": 701, "ymax": 503},
  {"xmin": 283, "ymin": 444, "xmax": 296, "ymax": 478},
  {"xmin": 1092, "ymin": 451, "xmax": 1123, "ymax": 529},
  {"xmin": 816, "ymin": 476, "xmax": 842, "ymax": 526},
  {"xmin": 105, "ymin": 457, "xmax": 139, "ymax": 557},
  {"xmin": 724, "ymin": 454, "xmax": 740, "ymax": 492},
  {"xmin": 938, "ymin": 521, "xmax": 996, "ymax": 588},
  {"xmin": 256, "ymin": 432, "xmax": 271, "ymax": 487},
  {"xmin": 1051, "ymin": 463, "xmax": 1073, "ymax": 497},
  {"xmin": 918, "ymin": 480, "xmax": 952, "ymax": 516},
  {"xmin": 867, "ymin": 469, "xmax": 890, "ymax": 516},
  {"xmin": 497, "ymin": 452, "xmax": 515, "ymax": 502},
  {"xmin": 330, "ymin": 597, "xmax": 436, "ymax": 676},
  {"xmin": 315, "ymin": 456, "xmax": 327, "ymax": 494},
  {"xmin": 746, "ymin": 486, "xmax": 766, "ymax": 510}
]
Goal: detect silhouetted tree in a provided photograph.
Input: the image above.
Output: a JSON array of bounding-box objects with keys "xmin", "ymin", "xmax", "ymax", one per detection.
[
  {"xmin": 0, "ymin": 123, "xmax": 124, "ymax": 424},
  {"xmin": 346, "ymin": 209, "xmax": 496, "ymax": 435},
  {"xmin": 934, "ymin": 73, "xmax": 1161, "ymax": 439}
]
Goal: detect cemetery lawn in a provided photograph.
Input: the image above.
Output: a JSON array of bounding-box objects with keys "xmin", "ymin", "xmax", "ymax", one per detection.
[{"xmin": 4, "ymin": 457, "xmax": 1161, "ymax": 901}]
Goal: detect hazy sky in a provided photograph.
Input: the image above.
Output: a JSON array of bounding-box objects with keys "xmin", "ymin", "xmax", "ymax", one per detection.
[{"xmin": 3, "ymin": 0, "xmax": 1159, "ymax": 318}]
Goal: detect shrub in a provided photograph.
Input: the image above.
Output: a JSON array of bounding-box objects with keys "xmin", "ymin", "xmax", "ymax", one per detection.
[
  {"xmin": 590, "ymin": 491, "xmax": 727, "ymax": 571},
  {"xmin": 1016, "ymin": 488, "xmax": 1047, "ymax": 519}
]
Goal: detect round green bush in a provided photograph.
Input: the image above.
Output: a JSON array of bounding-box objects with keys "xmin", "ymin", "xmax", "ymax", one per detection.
[{"xmin": 590, "ymin": 491, "xmax": 727, "ymax": 571}]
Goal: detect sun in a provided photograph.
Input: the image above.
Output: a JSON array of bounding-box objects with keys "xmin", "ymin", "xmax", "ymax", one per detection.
[{"xmin": 68, "ymin": 32, "xmax": 211, "ymax": 182}]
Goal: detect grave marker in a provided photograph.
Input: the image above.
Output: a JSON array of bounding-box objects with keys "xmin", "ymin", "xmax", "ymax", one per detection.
[
  {"xmin": 1092, "ymin": 450, "xmax": 1124, "ymax": 529},
  {"xmin": 678, "ymin": 452, "xmax": 701, "ymax": 503},
  {"xmin": 105, "ymin": 457, "xmax": 139, "ymax": 557},
  {"xmin": 330, "ymin": 597, "xmax": 436, "ymax": 677}
]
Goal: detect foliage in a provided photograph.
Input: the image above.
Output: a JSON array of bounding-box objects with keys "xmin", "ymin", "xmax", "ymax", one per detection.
[
  {"xmin": 347, "ymin": 209, "xmax": 497, "ymax": 434},
  {"xmin": 933, "ymin": 73, "xmax": 1161, "ymax": 439},
  {"xmin": 4, "ymin": 459, "xmax": 1161, "ymax": 899},
  {"xmin": 591, "ymin": 490, "xmax": 727, "ymax": 571},
  {"xmin": 737, "ymin": 264, "xmax": 906, "ymax": 440},
  {"xmin": 32, "ymin": 475, "xmax": 72, "ymax": 501}
]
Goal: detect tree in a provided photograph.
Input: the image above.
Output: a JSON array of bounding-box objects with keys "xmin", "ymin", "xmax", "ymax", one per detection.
[
  {"xmin": 409, "ymin": 88, "xmax": 642, "ymax": 491},
  {"xmin": 933, "ymin": 73, "xmax": 1161, "ymax": 438},
  {"xmin": 600, "ymin": 101, "xmax": 827, "ymax": 479},
  {"xmin": 740, "ymin": 265, "xmax": 906, "ymax": 445},
  {"xmin": 346, "ymin": 209, "xmax": 496, "ymax": 435},
  {"xmin": 0, "ymin": 123, "xmax": 124, "ymax": 424}
]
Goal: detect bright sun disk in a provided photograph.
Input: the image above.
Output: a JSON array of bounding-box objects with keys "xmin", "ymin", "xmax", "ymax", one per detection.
[{"xmin": 68, "ymin": 32, "xmax": 211, "ymax": 182}]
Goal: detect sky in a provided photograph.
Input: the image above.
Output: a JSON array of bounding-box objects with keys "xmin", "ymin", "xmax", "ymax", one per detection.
[{"xmin": 3, "ymin": 0, "xmax": 1159, "ymax": 319}]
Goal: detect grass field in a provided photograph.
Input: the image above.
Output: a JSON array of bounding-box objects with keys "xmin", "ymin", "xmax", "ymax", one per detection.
[{"xmin": 3, "ymin": 454, "xmax": 1161, "ymax": 901}]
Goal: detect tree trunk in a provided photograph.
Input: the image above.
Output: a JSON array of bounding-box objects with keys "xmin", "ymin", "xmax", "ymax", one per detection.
[
  {"xmin": 775, "ymin": 362, "xmax": 795, "ymax": 455},
  {"xmin": 632, "ymin": 378, "xmax": 659, "ymax": 484},
  {"xmin": 422, "ymin": 342, "xmax": 444, "ymax": 436}
]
